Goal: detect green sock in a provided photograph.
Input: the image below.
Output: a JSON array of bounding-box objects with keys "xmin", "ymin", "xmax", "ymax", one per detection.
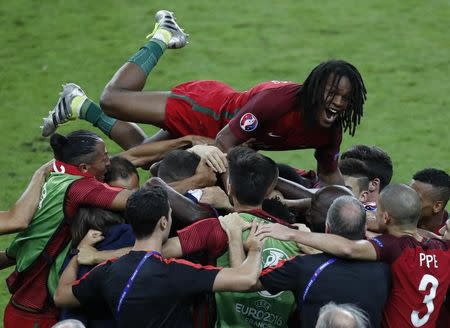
[
  {"xmin": 128, "ymin": 39, "xmax": 167, "ymax": 76},
  {"xmin": 78, "ymin": 98, "xmax": 117, "ymax": 137}
]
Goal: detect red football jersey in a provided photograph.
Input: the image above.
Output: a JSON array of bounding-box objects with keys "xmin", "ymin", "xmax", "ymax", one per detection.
[
  {"xmin": 370, "ymin": 234, "xmax": 450, "ymax": 328},
  {"xmin": 166, "ymin": 80, "xmax": 341, "ymax": 173}
]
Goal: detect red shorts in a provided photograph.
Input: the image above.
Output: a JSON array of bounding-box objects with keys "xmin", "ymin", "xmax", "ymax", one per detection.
[
  {"xmin": 164, "ymin": 80, "xmax": 238, "ymax": 138},
  {"xmin": 4, "ymin": 302, "xmax": 58, "ymax": 328}
]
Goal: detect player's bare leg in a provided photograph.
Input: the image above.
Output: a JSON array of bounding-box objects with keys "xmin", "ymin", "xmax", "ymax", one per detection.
[
  {"xmin": 101, "ymin": 10, "xmax": 188, "ymax": 127},
  {"xmin": 100, "ymin": 63, "xmax": 169, "ymax": 126},
  {"xmin": 41, "ymin": 83, "xmax": 147, "ymax": 149},
  {"xmin": 41, "ymin": 10, "xmax": 187, "ymax": 148}
]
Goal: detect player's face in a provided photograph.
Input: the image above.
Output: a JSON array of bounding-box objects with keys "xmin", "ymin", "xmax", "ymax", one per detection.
[
  {"xmin": 410, "ymin": 180, "xmax": 434, "ymax": 218},
  {"xmin": 343, "ymin": 175, "xmax": 364, "ymax": 200},
  {"xmin": 375, "ymin": 204, "xmax": 388, "ymax": 232},
  {"xmin": 86, "ymin": 141, "xmax": 110, "ymax": 181},
  {"xmin": 318, "ymin": 75, "xmax": 352, "ymax": 128}
]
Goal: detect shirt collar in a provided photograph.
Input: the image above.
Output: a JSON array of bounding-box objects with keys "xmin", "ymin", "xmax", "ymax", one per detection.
[{"xmin": 51, "ymin": 160, "xmax": 95, "ymax": 178}]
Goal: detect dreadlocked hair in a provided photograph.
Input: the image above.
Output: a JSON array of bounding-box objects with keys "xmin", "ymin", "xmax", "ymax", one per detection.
[{"xmin": 298, "ymin": 60, "xmax": 367, "ymax": 136}]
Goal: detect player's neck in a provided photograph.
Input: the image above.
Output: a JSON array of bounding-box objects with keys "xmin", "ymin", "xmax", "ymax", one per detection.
[
  {"xmin": 233, "ymin": 200, "xmax": 262, "ymax": 212},
  {"xmin": 366, "ymin": 191, "xmax": 379, "ymax": 203},
  {"xmin": 417, "ymin": 211, "xmax": 445, "ymax": 233},
  {"xmin": 132, "ymin": 236, "xmax": 163, "ymax": 254},
  {"xmin": 388, "ymin": 225, "xmax": 422, "ymax": 241}
]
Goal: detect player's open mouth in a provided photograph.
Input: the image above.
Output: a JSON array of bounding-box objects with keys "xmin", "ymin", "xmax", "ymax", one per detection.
[{"xmin": 325, "ymin": 107, "xmax": 339, "ymax": 120}]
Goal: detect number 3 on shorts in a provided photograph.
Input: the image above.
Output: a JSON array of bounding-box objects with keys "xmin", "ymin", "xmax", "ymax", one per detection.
[{"xmin": 410, "ymin": 274, "xmax": 439, "ymax": 327}]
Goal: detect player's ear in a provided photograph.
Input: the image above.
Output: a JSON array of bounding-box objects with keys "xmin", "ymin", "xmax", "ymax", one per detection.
[
  {"xmin": 383, "ymin": 212, "xmax": 391, "ymax": 225},
  {"xmin": 432, "ymin": 201, "xmax": 443, "ymax": 214},
  {"xmin": 160, "ymin": 216, "xmax": 168, "ymax": 230},
  {"xmin": 359, "ymin": 191, "xmax": 369, "ymax": 203},
  {"xmin": 368, "ymin": 178, "xmax": 380, "ymax": 193},
  {"xmin": 78, "ymin": 163, "xmax": 89, "ymax": 173}
]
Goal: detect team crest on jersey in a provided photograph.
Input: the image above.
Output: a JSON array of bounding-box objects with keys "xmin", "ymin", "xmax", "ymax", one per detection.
[
  {"xmin": 258, "ymin": 248, "xmax": 289, "ymax": 298},
  {"xmin": 240, "ymin": 113, "xmax": 258, "ymax": 132}
]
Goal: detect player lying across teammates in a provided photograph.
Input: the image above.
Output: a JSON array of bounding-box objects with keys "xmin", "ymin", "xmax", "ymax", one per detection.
[
  {"xmin": 0, "ymin": 7, "xmax": 446, "ymax": 328},
  {"xmin": 41, "ymin": 9, "xmax": 367, "ymax": 186}
]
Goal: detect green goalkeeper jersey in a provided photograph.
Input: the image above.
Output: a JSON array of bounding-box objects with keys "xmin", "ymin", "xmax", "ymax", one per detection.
[
  {"xmin": 7, "ymin": 172, "xmax": 82, "ymax": 296},
  {"xmin": 215, "ymin": 213, "xmax": 300, "ymax": 328}
]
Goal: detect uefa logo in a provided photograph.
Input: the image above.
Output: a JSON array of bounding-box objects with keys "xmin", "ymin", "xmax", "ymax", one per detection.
[
  {"xmin": 239, "ymin": 113, "xmax": 258, "ymax": 132},
  {"xmin": 258, "ymin": 248, "xmax": 289, "ymax": 298}
]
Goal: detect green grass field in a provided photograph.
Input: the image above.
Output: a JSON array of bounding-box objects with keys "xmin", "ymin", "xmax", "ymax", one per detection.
[{"xmin": 0, "ymin": 0, "xmax": 449, "ymax": 323}]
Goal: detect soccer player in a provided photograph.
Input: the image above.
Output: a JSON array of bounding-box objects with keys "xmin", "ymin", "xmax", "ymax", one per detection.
[
  {"xmin": 410, "ymin": 168, "xmax": 449, "ymax": 235},
  {"xmin": 42, "ymin": 10, "xmax": 367, "ymax": 186},
  {"xmin": 256, "ymin": 184, "xmax": 450, "ymax": 328},
  {"xmin": 54, "ymin": 186, "xmax": 263, "ymax": 327},
  {"xmin": 3, "ymin": 131, "xmax": 134, "ymax": 328},
  {"xmin": 340, "ymin": 145, "xmax": 393, "ymax": 203},
  {"xmin": 162, "ymin": 147, "xmax": 301, "ymax": 327},
  {"xmin": 339, "ymin": 157, "xmax": 370, "ymax": 202}
]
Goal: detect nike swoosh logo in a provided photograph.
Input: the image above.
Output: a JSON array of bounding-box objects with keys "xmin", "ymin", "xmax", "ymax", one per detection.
[{"xmin": 267, "ymin": 132, "xmax": 282, "ymax": 138}]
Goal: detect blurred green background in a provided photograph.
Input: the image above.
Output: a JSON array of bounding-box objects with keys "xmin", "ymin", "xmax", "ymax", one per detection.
[{"xmin": 0, "ymin": 0, "xmax": 449, "ymax": 323}]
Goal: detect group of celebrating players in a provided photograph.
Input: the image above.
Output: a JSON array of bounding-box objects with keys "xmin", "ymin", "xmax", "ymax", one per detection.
[{"xmin": 0, "ymin": 9, "xmax": 448, "ymax": 328}]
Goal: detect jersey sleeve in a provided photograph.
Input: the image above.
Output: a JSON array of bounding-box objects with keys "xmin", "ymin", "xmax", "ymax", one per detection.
[
  {"xmin": 165, "ymin": 258, "xmax": 221, "ymax": 295},
  {"xmin": 259, "ymin": 256, "xmax": 303, "ymax": 294},
  {"xmin": 65, "ymin": 178, "xmax": 123, "ymax": 218},
  {"xmin": 177, "ymin": 218, "xmax": 228, "ymax": 258},
  {"xmin": 68, "ymin": 178, "xmax": 122, "ymax": 207},
  {"xmin": 314, "ymin": 127, "xmax": 342, "ymax": 173},
  {"xmin": 228, "ymin": 86, "xmax": 298, "ymax": 142},
  {"xmin": 368, "ymin": 234, "xmax": 402, "ymax": 264},
  {"xmin": 72, "ymin": 260, "xmax": 110, "ymax": 308}
]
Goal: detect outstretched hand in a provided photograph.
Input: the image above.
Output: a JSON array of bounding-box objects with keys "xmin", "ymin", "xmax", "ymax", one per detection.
[
  {"xmin": 201, "ymin": 186, "xmax": 233, "ymax": 209},
  {"xmin": 194, "ymin": 158, "xmax": 218, "ymax": 186},
  {"xmin": 77, "ymin": 229, "xmax": 104, "ymax": 265},
  {"xmin": 219, "ymin": 212, "xmax": 251, "ymax": 234},
  {"xmin": 246, "ymin": 220, "xmax": 264, "ymax": 252},
  {"xmin": 255, "ymin": 223, "xmax": 296, "ymax": 242},
  {"xmin": 188, "ymin": 145, "xmax": 228, "ymax": 173}
]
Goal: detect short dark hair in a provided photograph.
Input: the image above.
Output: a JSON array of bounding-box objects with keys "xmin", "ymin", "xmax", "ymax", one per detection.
[
  {"xmin": 105, "ymin": 157, "xmax": 138, "ymax": 184},
  {"xmin": 262, "ymin": 197, "xmax": 295, "ymax": 224},
  {"xmin": 308, "ymin": 186, "xmax": 353, "ymax": 233},
  {"xmin": 339, "ymin": 158, "xmax": 370, "ymax": 191},
  {"xmin": 326, "ymin": 196, "xmax": 366, "ymax": 240},
  {"xmin": 298, "ymin": 60, "xmax": 367, "ymax": 136},
  {"xmin": 227, "ymin": 147, "xmax": 278, "ymax": 206},
  {"xmin": 125, "ymin": 186, "xmax": 170, "ymax": 239},
  {"xmin": 412, "ymin": 168, "xmax": 450, "ymax": 207},
  {"xmin": 50, "ymin": 130, "xmax": 103, "ymax": 165},
  {"xmin": 379, "ymin": 184, "xmax": 421, "ymax": 226},
  {"xmin": 341, "ymin": 145, "xmax": 393, "ymax": 190},
  {"xmin": 72, "ymin": 207, "xmax": 123, "ymax": 247},
  {"xmin": 158, "ymin": 150, "xmax": 201, "ymax": 183}
]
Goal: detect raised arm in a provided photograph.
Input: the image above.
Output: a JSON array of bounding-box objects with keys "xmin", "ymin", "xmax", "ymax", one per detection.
[
  {"xmin": 318, "ymin": 167, "xmax": 344, "ymax": 186},
  {"xmin": 256, "ymin": 223, "xmax": 377, "ymax": 260},
  {"xmin": 212, "ymin": 223, "xmax": 263, "ymax": 292},
  {"xmin": 215, "ymin": 125, "xmax": 242, "ymax": 152},
  {"xmin": 218, "ymin": 213, "xmax": 251, "ymax": 267},
  {"xmin": 54, "ymin": 230, "xmax": 104, "ymax": 307},
  {"xmin": 118, "ymin": 135, "xmax": 213, "ymax": 168},
  {"xmin": 276, "ymin": 177, "xmax": 315, "ymax": 199},
  {"xmin": 0, "ymin": 160, "xmax": 52, "ymax": 234},
  {"xmin": 143, "ymin": 177, "xmax": 216, "ymax": 225}
]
